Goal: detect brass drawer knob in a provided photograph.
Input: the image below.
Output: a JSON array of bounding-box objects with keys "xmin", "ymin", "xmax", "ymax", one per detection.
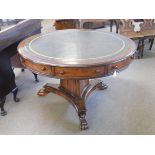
[
  {"xmin": 112, "ymin": 66, "xmax": 118, "ymax": 70},
  {"xmin": 59, "ymin": 71, "xmax": 65, "ymax": 75}
]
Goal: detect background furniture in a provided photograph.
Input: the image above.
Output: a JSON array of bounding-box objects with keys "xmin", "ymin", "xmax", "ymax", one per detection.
[
  {"xmin": 18, "ymin": 29, "xmax": 136, "ymax": 130},
  {"xmin": 140, "ymin": 19, "xmax": 155, "ymax": 50},
  {"xmin": 54, "ymin": 19, "xmax": 79, "ymax": 30},
  {"xmin": 54, "ymin": 19, "xmax": 119, "ymax": 32},
  {"xmin": 0, "ymin": 19, "xmax": 42, "ymax": 115},
  {"xmin": 79, "ymin": 19, "xmax": 119, "ymax": 32},
  {"xmin": 0, "ymin": 19, "xmax": 41, "ymax": 81},
  {"xmin": 119, "ymin": 19, "xmax": 144, "ymax": 58},
  {"xmin": 118, "ymin": 19, "xmax": 155, "ymax": 58}
]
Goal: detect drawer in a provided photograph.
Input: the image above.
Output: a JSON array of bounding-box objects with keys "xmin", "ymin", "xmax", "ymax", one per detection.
[
  {"xmin": 54, "ymin": 66, "xmax": 106, "ymax": 79},
  {"xmin": 108, "ymin": 57, "xmax": 132, "ymax": 74},
  {"xmin": 21, "ymin": 58, "xmax": 53, "ymax": 76}
]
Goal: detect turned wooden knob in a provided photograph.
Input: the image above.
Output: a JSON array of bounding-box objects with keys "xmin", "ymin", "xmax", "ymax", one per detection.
[
  {"xmin": 41, "ymin": 67, "xmax": 46, "ymax": 71},
  {"xmin": 59, "ymin": 71, "xmax": 65, "ymax": 75}
]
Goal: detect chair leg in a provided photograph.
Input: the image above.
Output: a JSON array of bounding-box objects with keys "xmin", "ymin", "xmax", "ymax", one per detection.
[
  {"xmin": 149, "ymin": 38, "xmax": 154, "ymax": 50},
  {"xmin": 12, "ymin": 87, "xmax": 20, "ymax": 102},
  {"xmin": 136, "ymin": 40, "xmax": 141, "ymax": 58},
  {"xmin": 0, "ymin": 96, "xmax": 7, "ymax": 116},
  {"xmin": 32, "ymin": 72, "xmax": 39, "ymax": 82},
  {"xmin": 114, "ymin": 20, "xmax": 119, "ymax": 33},
  {"xmin": 137, "ymin": 40, "xmax": 140, "ymax": 51},
  {"xmin": 110, "ymin": 20, "xmax": 113, "ymax": 32},
  {"xmin": 21, "ymin": 68, "xmax": 25, "ymax": 72},
  {"xmin": 140, "ymin": 39, "xmax": 144, "ymax": 58},
  {"xmin": 0, "ymin": 88, "xmax": 20, "ymax": 116},
  {"xmin": 137, "ymin": 39, "xmax": 145, "ymax": 59}
]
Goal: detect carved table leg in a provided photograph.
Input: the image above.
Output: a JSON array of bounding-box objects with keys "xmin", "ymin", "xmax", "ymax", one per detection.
[
  {"xmin": 37, "ymin": 79, "xmax": 107, "ymax": 130},
  {"xmin": 82, "ymin": 79, "xmax": 108, "ymax": 101}
]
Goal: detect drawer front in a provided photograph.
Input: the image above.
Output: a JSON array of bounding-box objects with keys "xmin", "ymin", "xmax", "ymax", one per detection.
[
  {"xmin": 54, "ymin": 66, "xmax": 106, "ymax": 79},
  {"xmin": 21, "ymin": 58, "xmax": 53, "ymax": 76},
  {"xmin": 108, "ymin": 57, "xmax": 132, "ymax": 75},
  {"xmin": 20, "ymin": 56, "xmax": 132, "ymax": 79}
]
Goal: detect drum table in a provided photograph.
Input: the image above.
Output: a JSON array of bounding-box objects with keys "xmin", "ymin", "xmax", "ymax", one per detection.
[{"xmin": 18, "ymin": 30, "xmax": 136, "ymax": 130}]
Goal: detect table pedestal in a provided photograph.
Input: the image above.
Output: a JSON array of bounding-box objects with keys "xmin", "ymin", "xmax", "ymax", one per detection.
[{"xmin": 37, "ymin": 79, "xmax": 107, "ymax": 130}]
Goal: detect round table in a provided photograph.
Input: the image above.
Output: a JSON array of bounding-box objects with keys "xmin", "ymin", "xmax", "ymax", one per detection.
[{"xmin": 18, "ymin": 29, "xmax": 136, "ymax": 130}]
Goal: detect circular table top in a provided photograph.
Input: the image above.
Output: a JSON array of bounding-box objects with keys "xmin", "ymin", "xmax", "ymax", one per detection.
[{"xmin": 18, "ymin": 29, "xmax": 136, "ymax": 67}]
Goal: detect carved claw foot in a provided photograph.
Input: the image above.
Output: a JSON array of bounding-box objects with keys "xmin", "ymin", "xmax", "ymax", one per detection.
[
  {"xmin": 98, "ymin": 82, "xmax": 108, "ymax": 90},
  {"xmin": 37, "ymin": 87, "xmax": 51, "ymax": 96},
  {"xmin": 79, "ymin": 113, "xmax": 88, "ymax": 130},
  {"xmin": 90, "ymin": 79, "xmax": 108, "ymax": 90}
]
